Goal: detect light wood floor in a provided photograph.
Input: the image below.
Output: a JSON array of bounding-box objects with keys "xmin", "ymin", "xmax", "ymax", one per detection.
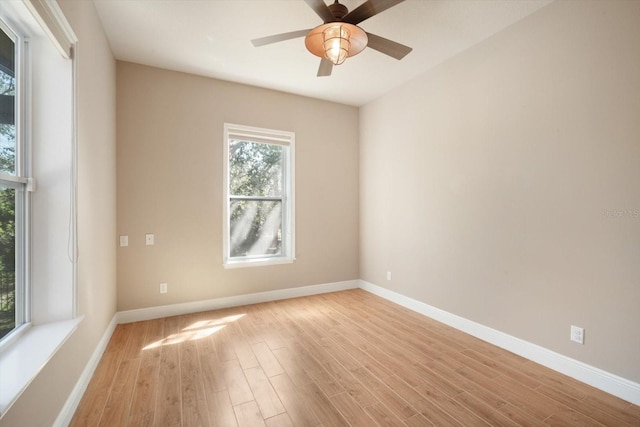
[{"xmin": 71, "ymin": 289, "xmax": 640, "ymax": 426}]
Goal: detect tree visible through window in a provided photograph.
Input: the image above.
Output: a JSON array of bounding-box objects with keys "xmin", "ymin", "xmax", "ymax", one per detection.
[
  {"xmin": 229, "ymin": 141, "xmax": 283, "ymax": 257},
  {"xmin": 0, "ymin": 24, "xmax": 17, "ymax": 340},
  {"xmin": 224, "ymin": 124, "xmax": 294, "ymax": 266}
]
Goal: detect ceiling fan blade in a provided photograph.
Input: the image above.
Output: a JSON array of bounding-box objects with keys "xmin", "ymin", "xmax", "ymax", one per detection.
[
  {"xmin": 317, "ymin": 58, "xmax": 333, "ymax": 77},
  {"xmin": 366, "ymin": 32, "xmax": 412, "ymax": 60},
  {"xmin": 304, "ymin": 0, "xmax": 335, "ymax": 23},
  {"xmin": 251, "ymin": 29, "xmax": 311, "ymax": 47},
  {"xmin": 343, "ymin": 0, "xmax": 404, "ymax": 25}
]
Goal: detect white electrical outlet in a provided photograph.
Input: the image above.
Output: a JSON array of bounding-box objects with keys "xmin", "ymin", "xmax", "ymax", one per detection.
[
  {"xmin": 119, "ymin": 235, "xmax": 128, "ymax": 247},
  {"xmin": 386, "ymin": 271, "xmax": 392, "ymax": 281},
  {"xmin": 146, "ymin": 233, "xmax": 155, "ymax": 246},
  {"xmin": 570, "ymin": 325, "xmax": 584, "ymax": 344},
  {"xmin": 160, "ymin": 283, "xmax": 167, "ymax": 294}
]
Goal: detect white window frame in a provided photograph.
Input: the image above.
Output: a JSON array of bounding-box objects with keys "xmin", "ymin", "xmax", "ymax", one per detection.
[
  {"xmin": 223, "ymin": 123, "xmax": 295, "ymax": 268},
  {"xmin": 0, "ymin": 15, "xmax": 30, "ymax": 346}
]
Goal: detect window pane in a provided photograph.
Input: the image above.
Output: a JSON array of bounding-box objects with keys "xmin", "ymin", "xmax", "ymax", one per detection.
[
  {"xmin": 230, "ymin": 200, "xmax": 282, "ymax": 257},
  {"xmin": 229, "ymin": 140, "xmax": 283, "ymax": 197},
  {"xmin": 0, "ymin": 186, "xmax": 15, "ymax": 339},
  {"xmin": 0, "ymin": 28, "xmax": 16, "ymax": 175}
]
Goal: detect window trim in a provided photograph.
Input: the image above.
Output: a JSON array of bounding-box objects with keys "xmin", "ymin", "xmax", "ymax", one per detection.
[
  {"xmin": 222, "ymin": 123, "xmax": 295, "ymax": 268},
  {"xmin": 0, "ymin": 16, "xmax": 29, "ymax": 346}
]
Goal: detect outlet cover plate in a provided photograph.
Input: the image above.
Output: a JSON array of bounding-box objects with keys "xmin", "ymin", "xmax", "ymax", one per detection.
[{"xmin": 570, "ymin": 325, "xmax": 584, "ymax": 344}]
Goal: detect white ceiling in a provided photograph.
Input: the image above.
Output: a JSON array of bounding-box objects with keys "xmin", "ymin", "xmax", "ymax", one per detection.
[{"xmin": 93, "ymin": 0, "xmax": 553, "ymax": 106}]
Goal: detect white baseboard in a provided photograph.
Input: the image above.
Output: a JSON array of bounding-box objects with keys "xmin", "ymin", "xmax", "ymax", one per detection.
[
  {"xmin": 116, "ymin": 279, "xmax": 359, "ymax": 324},
  {"xmin": 358, "ymin": 280, "xmax": 640, "ymax": 406},
  {"xmin": 53, "ymin": 314, "xmax": 118, "ymax": 427}
]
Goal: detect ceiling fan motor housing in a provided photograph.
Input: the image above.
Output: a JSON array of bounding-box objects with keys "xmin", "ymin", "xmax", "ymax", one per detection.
[{"xmin": 328, "ymin": 1, "xmax": 349, "ymax": 20}]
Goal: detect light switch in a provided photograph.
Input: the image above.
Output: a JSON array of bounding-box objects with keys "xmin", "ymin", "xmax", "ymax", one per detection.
[
  {"xmin": 119, "ymin": 235, "xmax": 128, "ymax": 247},
  {"xmin": 145, "ymin": 234, "xmax": 155, "ymax": 246}
]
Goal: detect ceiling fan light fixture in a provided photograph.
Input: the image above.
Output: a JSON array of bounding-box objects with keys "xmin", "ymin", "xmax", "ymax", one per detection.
[
  {"xmin": 253, "ymin": 0, "xmax": 411, "ymax": 77},
  {"xmin": 323, "ymin": 25, "xmax": 350, "ymax": 65},
  {"xmin": 305, "ymin": 22, "xmax": 368, "ymax": 65}
]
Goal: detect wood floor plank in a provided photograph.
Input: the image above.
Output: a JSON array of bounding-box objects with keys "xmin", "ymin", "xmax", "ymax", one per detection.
[
  {"xmin": 496, "ymin": 402, "xmax": 546, "ymax": 426},
  {"xmin": 70, "ymin": 349, "xmax": 121, "ymax": 426},
  {"xmin": 228, "ymin": 321, "xmax": 261, "ymax": 370},
  {"xmin": 461, "ymin": 348, "xmax": 540, "ymax": 389},
  {"xmin": 519, "ymin": 359, "xmax": 589, "ymax": 399},
  {"xmin": 251, "ymin": 340, "xmax": 285, "ymax": 377},
  {"xmin": 420, "ymin": 359, "xmax": 507, "ymax": 410},
  {"xmin": 296, "ymin": 335, "xmax": 378, "ymax": 407},
  {"xmin": 625, "ymin": 403, "xmax": 640, "ymax": 420},
  {"xmin": 415, "ymin": 365, "xmax": 464, "ymax": 398},
  {"xmin": 402, "ymin": 378, "xmax": 492, "ymax": 427},
  {"xmin": 126, "ymin": 411, "xmax": 153, "ymax": 427},
  {"xmin": 72, "ymin": 289, "xmax": 640, "ymax": 427},
  {"xmin": 582, "ymin": 388, "xmax": 640, "ymax": 423},
  {"xmin": 536, "ymin": 384, "xmax": 638, "ymax": 426},
  {"xmin": 364, "ymin": 402, "xmax": 405, "ymax": 427},
  {"xmin": 105, "ymin": 323, "xmax": 133, "ymax": 356},
  {"xmin": 222, "ymin": 358, "xmax": 254, "ymax": 406},
  {"xmin": 352, "ymin": 367, "xmax": 416, "ymax": 420},
  {"xmin": 454, "ymin": 391, "xmax": 520, "ymax": 427},
  {"xmin": 288, "ymin": 341, "xmax": 345, "ymax": 397},
  {"xmin": 98, "ymin": 357, "xmax": 140, "ymax": 426},
  {"xmin": 296, "ymin": 380, "xmax": 350, "ymax": 427},
  {"xmin": 271, "ymin": 346, "xmax": 315, "ymax": 386},
  {"xmin": 244, "ymin": 366, "xmax": 286, "ymax": 419},
  {"xmin": 129, "ymin": 347, "xmax": 161, "ymax": 418},
  {"xmin": 265, "ymin": 412, "xmax": 295, "ymax": 427},
  {"xmin": 154, "ymin": 345, "xmax": 181, "ymax": 427},
  {"xmin": 456, "ymin": 366, "xmax": 551, "ymax": 421},
  {"xmin": 198, "ymin": 336, "xmax": 227, "ymax": 394},
  {"xmin": 214, "ymin": 324, "xmax": 239, "ymax": 362},
  {"xmin": 404, "ymin": 413, "xmax": 436, "ymax": 427},
  {"xmin": 234, "ymin": 400, "xmax": 267, "ymax": 427},
  {"xmin": 314, "ymin": 334, "xmax": 362, "ymax": 372},
  {"xmin": 328, "ymin": 392, "xmax": 378, "ymax": 426},
  {"xmin": 270, "ymin": 373, "xmax": 321, "ymax": 427},
  {"xmin": 207, "ymin": 390, "xmax": 239, "ymax": 427},
  {"xmin": 181, "ymin": 340, "xmax": 211, "ymax": 427},
  {"xmin": 122, "ymin": 321, "xmax": 149, "ymax": 361},
  {"xmin": 543, "ymin": 406, "xmax": 606, "ymax": 426},
  {"xmin": 144, "ymin": 318, "xmax": 166, "ymax": 345},
  {"xmin": 494, "ymin": 372, "xmax": 574, "ymax": 421},
  {"xmin": 382, "ymin": 374, "xmax": 464, "ymax": 426}
]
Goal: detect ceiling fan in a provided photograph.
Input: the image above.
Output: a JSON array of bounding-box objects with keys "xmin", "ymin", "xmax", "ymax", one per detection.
[{"xmin": 251, "ymin": 0, "xmax": 412, "ymax": 77}]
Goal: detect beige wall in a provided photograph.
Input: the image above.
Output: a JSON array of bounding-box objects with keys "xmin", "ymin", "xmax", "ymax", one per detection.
[
  {"xmin": 1, "ymin": 1, "xmax": 117, "ymax": 426},
  {"xmin": 360, "ymin": 0, "xmax": 640, "ymax": 382},
  {"xmin": 6, "ymin": 1, "xmax": 639, "ymax": 423},
  {"xmin": 116, "ymin": 62, "xmax": 359, "ymax": 311}
]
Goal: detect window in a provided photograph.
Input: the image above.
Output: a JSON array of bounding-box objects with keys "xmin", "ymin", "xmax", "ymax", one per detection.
[
  {"xmin": 0, "ymin": 0, "xmax": 78, "ymax": 414},
  {"xmin": 0, "ymin": 19, "xmax": 27, "ymax": 342},
  {"xmin": 223, "ymin": 124, "xmax": 295, "ymax": 267}
]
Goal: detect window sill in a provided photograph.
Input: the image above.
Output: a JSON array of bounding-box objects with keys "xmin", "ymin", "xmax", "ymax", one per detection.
[
  {"xmin": 223, "ymin": 256, "xmax": 295, "ymax": 269},
  {"xmin": 0, "ymin": 316, "xmax": 83, "ymax": 417}
]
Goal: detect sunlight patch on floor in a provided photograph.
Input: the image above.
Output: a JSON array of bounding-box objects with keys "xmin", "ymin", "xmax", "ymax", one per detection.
[{"xmin": 143, "ymin": 313, "xmax": 246, "ymax": 350}]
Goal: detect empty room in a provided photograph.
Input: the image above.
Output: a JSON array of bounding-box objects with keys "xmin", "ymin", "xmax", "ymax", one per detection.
[{"xmin": 0, "ymin": 0, "xmax": 639, "ymax": 426}]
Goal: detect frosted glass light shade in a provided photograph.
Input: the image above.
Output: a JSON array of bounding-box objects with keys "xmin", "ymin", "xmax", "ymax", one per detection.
[{"xmin": 323, "ymin": 25, "xmax": 350, "ymax": 65}]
